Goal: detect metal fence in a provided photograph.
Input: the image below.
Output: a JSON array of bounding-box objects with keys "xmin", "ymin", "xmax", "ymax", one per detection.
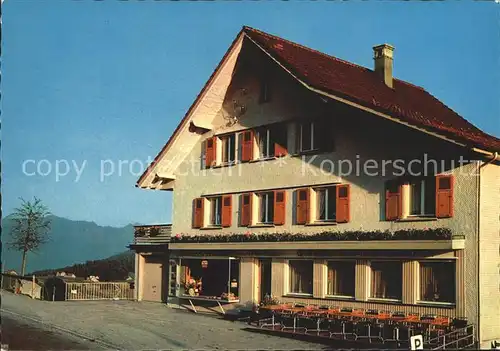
[{"xmin": 64, "ymin": 282, "xmax": 135, "ymax": 301}]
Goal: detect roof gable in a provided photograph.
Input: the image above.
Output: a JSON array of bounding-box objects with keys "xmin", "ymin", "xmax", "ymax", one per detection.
[
  {"xmin": 243, "ymin": 26, "xmax": 500, "ymax": 153},
  {"xmin": 137, "ymin": 26, "xmax": 500, "ymax": 188}
]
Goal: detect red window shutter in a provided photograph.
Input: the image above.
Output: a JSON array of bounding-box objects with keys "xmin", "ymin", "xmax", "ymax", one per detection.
[
  {"xmin": 273, "ymin": 190, "xmax": 286, "ymax": 225},
  {"xmin": 274, "ymin": 126, "xmax": 288, "ymax": 157},
  {"xmin": 240, "ymin": 193, "xmax": 252, "ymax": 226},
  {"xmin": 205, "ymin": 137, "xmax": 216, "ymax": 168},
  {"xmin": 221, "ymin": 195, "xmax": 232, "ymax": 227},
  {"xmin": 274, "ymin": 141, "xmax": 288, "ymax": 158},
  {"xmin": 241, "ymin": 130, "xmax": 254, "ymax": 162},
  {"xmin": 296, "ymin": 188, "xmax": 310, "ymax": 224},
  {"xmin": 385, "ymin": 182, "xmax": 402, "ymax": 221},
  {"xmin": 436, "ymin": 175, "xmax": 454, "ymax": 218},
  {"xmin": 193, "ymin": 198, "xmax": 204, "ymax": 228},
  {"xmin": 336, "ymin": 184, "xmax": 350, "ymax": 223}
]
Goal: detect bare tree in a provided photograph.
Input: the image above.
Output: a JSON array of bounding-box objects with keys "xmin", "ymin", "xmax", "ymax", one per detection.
[{"xmin": 8, "ymin": 197, "xmax": 52, "ymax": 275}]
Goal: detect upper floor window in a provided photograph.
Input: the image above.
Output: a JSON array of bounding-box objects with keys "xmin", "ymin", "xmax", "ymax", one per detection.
[
  {"xmin": 327, "ymin": 261, "xmax": 355, "ymax": 297},
  {"xmin": 419, "ymin": 261, "xmax": 455, "ymax": 304},
  {"xmin": 257, "ymin": 128, "xmax": 274, "ymax": 159},
  {"xmin": 298, "ymin": 121, "xmax": 320, "ymax": 152},
  {"xmin": 258, "ymin": 192, "xmax": 274, "ymax": 224},
  {"xmin": 385, "ymin": 174, "xmax": 453, "ymax": 220},
  {"xmin": 370, "ymin": 261, "xmax": 402, "ymax": 300},
  {"xmin": 316, "ymin": 186, "xmax": 337, "ymax": 221},
  {"xmin": 409, "ymin": 177, "xmax": 435, "ymax": 216},
  {"xmin": 221, "ymin": 134, "xmax": 236, "ymax": 164},
  {"xmin": 192, "ymin": 195, "xmax": 232, "ymax": 229},
  {"xmin": 297, "ymin": 184, "xmax": 350, "ymax": 225},
  {"xmin": 257, "ymin": 125, "xmax": 288, "ymax": 159},
  {"xmin": 210, "ymin": 197, "xmax": 222, "ymax": 226}
]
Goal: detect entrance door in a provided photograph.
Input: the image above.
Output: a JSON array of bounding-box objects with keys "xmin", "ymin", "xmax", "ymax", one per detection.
[
  {"xmin": 259, "ymin": 259, "xmax": 272, "ymax": 302},
  {"xmin": 142, "ymin": 256, "xmax": 164, "ymax": 302}
]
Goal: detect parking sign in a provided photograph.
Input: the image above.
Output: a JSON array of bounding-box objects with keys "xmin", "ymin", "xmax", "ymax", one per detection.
[{"xmin": 410, "ymin": 335, "xmax": 424, "ymax": 350}]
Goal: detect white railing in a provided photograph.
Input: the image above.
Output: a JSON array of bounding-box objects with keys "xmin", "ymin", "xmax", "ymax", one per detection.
[
  {"xmin": 428, "ymin": 325, "xmax": 475, "ymax": 350},
  {"xmin": 65, "ymin": 282, "xmax": 134, "ymax": 301}
]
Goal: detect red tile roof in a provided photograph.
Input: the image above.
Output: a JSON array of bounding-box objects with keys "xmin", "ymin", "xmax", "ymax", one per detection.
[{"xmin": 243, "ymin": 26, "xmax": 500, "ymax": 153}]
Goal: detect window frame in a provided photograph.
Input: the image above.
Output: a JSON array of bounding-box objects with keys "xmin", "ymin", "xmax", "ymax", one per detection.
[
  {"xmin": 209, "ymin": 196, "xmax": 223, "ymax": 227},
  {"xmin": 220, "ymin": 134, "xmax": 236, "ymax": 165},
  {"xmin": 287, "ymin": 259, "xmax": 314, "ymax": 296},
  {"xmin": 418, "ymin": 260, "xmax": 456, "ymax": 305},
  {"xmin": 298, "ymin": 121, "xmax": 319, "ymax": 153},
  {"xmin": 257, "ymin": 191, "xmax": 274, "ymax": 224},
  {"xmin": 314, "ymin": 185, "xmax": 337, "ymax": 222},
  {"xmin": 326, "ymin": 260, "xmax": 356, "ymax": 299},
  {"xmin": 369, "ymin": 260, "xmax": 403, "ymax": 301},
  {"xmin": 257, "ymin": 128, "xmax": 274, "ymax": 159},
  {"xmin": 408, "ymin": 177, "xmax": 435, "ymax": 217}
]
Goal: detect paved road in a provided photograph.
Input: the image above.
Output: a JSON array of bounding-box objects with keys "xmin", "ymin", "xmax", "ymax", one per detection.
[
  {"xmin": 1, "ymin": 316, "xmax": 95, "ymax": 350},
  {"xmin": 1, "ymin": 291, "xmax": 326, "ymax": 350}
]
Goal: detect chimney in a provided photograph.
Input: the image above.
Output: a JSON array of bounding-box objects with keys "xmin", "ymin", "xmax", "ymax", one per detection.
[{"xmin": 373, "ymin": 44, "xmax": 395, "ymax": 88}]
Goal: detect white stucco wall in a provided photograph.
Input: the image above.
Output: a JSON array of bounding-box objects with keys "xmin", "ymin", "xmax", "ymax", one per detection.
[{"xmin": 479, "ymin": 162, "xmax": 500, "ymax": 345}]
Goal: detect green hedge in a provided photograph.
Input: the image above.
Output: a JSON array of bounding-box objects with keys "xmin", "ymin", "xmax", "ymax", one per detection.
[{"xmin": 171, "ymin": 228, "xmax": 452, "ymax": 243}]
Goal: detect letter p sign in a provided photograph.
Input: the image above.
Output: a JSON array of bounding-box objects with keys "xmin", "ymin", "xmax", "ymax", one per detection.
[{"xmin": 410, "ymin": 335, "xmax": 423, "ymax": 350}]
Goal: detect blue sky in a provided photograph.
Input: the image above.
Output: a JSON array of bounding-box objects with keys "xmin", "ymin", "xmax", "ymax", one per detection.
[{"xmin": 3, "ymin": 1, "xmax": 499, "ymax": 227}]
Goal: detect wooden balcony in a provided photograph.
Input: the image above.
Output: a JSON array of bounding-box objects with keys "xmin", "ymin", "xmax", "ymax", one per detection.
[{"xmin": 132, "ymin": 224, "xmax": 171, "ymax": 246}]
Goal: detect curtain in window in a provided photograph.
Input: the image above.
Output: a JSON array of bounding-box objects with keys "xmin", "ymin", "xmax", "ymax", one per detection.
[
  {"xmin": 289, "ymin": 261, "xmax": 313, "ymax": 294},
  {"xmin": 260, "ymin": 195, "xmax": 266, "ymax": 223},
  {"xmin": 317, "ymin": 190, "xmax": 326, "ymax": 220},
  {"xmin": 328, "ymin": 262, "xmax": 355, "ymax": 296},
  {"xmin": 420, "ymin": 262, "xmax": 455, "ymax": 303},
  {"xmin": 371, "ymin": 262, "xmax": 401, "ymax": 299},
  {"xmin": 371, "ymin": 268, "xmax": 386, "ymax": 298}
]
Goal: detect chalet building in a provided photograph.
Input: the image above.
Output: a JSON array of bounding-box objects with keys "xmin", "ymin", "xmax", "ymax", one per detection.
[{"xmin": 131, "ymin": 26, "xmax": 499, "ymax": 348}]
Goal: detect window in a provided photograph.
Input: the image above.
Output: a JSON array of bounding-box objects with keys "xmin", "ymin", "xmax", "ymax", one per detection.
[
  {"xmin": 298, "ymin": 121, "xmax": 320, "ymax": 152},
  {"xmin": 258, "ymin": 192, "xmax": 274, "ymax": 224},
  {"xmin": 180, "ymin": 258, "xmax": 240, "ymax": 300},
  {"xmin": 370, "ymin": 261, "xmax": 402, "ymax": 300},
  {"xmin": 327, "ymin": 261, "xmax": 355, "ymax": 297},
  {"xmin": 419, "ymin": 262, "xmax": 455, "ymax": 303},
  {"xmin": 258, "ymin": 128, "xmax": 274, "ymax": 159},
  {"xmin": 221, "ymin": 134, "xmax": 236, "ymax": 164},
  {"xmin": 316, "ymin": 186, "xmax": 336, "ymax": 221},
  {"xmin": 289, "ymin": 260, "xmax": 313, "ymax": 295},
  {"xmin": 409, "ymin": 177, "xmax": 436, "ymax": 216},
  {"xmin": 210, "ymin": 197, "xmax": 222, "ymax": 226}
]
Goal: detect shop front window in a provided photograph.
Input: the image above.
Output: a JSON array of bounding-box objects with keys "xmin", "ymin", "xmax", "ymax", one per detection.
[{"xmin": 179, "ymin": 258, "xmax": 240, "ymax": 301}]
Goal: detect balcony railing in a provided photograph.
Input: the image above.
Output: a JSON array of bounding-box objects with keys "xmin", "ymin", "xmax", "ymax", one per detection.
[{"xmin": 132, "ymin": 224, "xmax": 171, "ymax": 245}]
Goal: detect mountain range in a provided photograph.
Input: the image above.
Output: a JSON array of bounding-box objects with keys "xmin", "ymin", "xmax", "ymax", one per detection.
[{"xmin": 2, "ymin": 215, "xmax": 135, "ymax": 274}]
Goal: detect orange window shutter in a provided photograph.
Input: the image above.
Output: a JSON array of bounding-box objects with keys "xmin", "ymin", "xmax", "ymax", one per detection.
[
  {"xmin": 221, "ymin": 195, "xmax": 232, "ymax": 227},
  {"xmin": 435, "ymin": 175, "xmax": 454, "ymax": 218},
  {"xmin": 273, "ymin": 190, "xmax": 286, "ymax": 225},
  {"xmin": 240, "ymin": 193, "xmax": 252, "ymax": 226},
  {"xmin": 205, "ymin": 137, "xmax": 216, "ymax": 168},
  {"xmin": 193, "ymin": 198, "xmax": 204, "ymax": 228},
  {"xmin": 241, "ymin": 130, "xmax": 254, "ymax": 162},
  {"xmin": 296, "ymin": 188, "xmax": 310, "ymax": 224},
  {"xmin": 336, "ymin": 184, "xmax": 350, "ymax": 223},
  {"xmin": 385, "ymin": 183, "xmax": 401, "ymax": 221}
]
